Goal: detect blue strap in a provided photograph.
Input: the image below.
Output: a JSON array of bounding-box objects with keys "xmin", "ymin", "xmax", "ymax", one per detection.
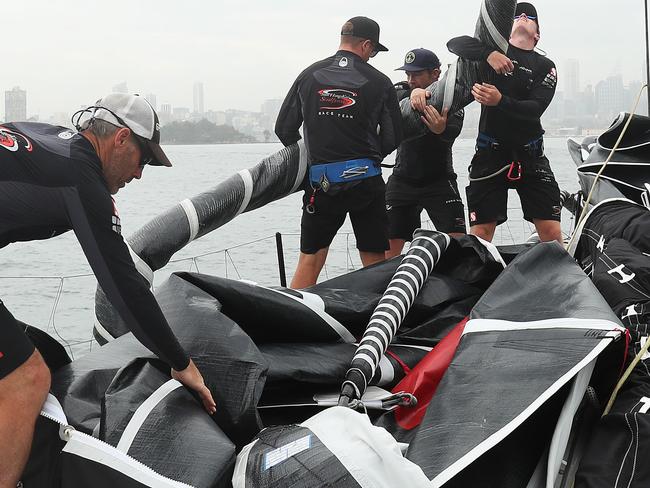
[
  {"xmin": 476, "ymin": 133, "xmax": 499, "ymax": 149},
  {"xmin": 309, "ymin": 158, "xmax": 381, "ymax": 184}
]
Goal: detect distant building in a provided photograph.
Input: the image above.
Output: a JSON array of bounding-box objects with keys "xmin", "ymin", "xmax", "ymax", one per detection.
[
  {"xmin": 627, "ymin": 80, "xmax": 648, "ymax": 116},
  {"xmin": 260, "ymin": 98, "xmax": 283, "ymax": 133},
  {"xmin": 193, "ymin": 82, "xmax": 204, "ymax": 115},
  {"xmin": 159, "ymin": 103, "xmax": 172, "ymax": 125},
  {"xmin": 205, "ymin": 110, "xmax": 226, "ymax": 125},
  {"xmin": 173, "ymin": 107, "xmax": 190, "ymax": 121},
  {"xmin": 145, "ymin": 93, "xmax": 157, "ymax": 111},
  {"xmin": 563, "ymin": 59, "xmax": 580, "ymax": 101},
  {"xmin": 5, "ymin": 86, "xmax": 27, "ymax": 122},
  {"xmin": 112, "ymin": 82, "xmax": 128, "ymax": 94},
  {"xmin": 595, "ymin": 75, "xmax": 625, "ymax": 120}
]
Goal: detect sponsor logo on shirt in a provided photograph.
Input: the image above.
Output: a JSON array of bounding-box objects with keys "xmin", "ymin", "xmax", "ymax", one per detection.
[
  {"xmin": 111, "ymin": 198, "xmax": 122, "ymax": 235},
  {"xmin": 542, "ymin": 67, "xmax": 557, "ymax": 89},
  {"xmin": 318, "ymin": 89, "xmax": 357, "ymax": 110},
  {"xmin": 339, "ymin": 57, "xmax": 348, "ymax": 67},
  {"xmin": 470, "ymin": 211, "xmax": 477, "ymax": 222},
  {"xmin": 0, "ymin": 126, "xmax": 33, "ymax": 153},
  {"xmin": 58, "ymin": 130, "xmax": 75, "ymax": 139}
]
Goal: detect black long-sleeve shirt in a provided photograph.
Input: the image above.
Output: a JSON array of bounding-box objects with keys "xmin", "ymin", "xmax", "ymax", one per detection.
[
  {"xmin": 0, "ymin": 122, "xmax": 189, "ymax": 371},
  {"xmin": 447, "ymin": 36, "xmax": 557, "ymax": 145},
  {"xmin": 392, "ymin": 83, "xmax": 464, "ymax": 185},
  {"xmin": 275, "ymin": 50, "xmax": 402, "ymax": 164}
]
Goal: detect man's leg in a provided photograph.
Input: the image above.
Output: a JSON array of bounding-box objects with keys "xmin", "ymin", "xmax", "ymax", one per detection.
[
  {"xmin": 470, "ymin": 222, "xmax": 498, "ymax": 242},
  {"xmin": 533, "ymin": 218, "xmax": 563, "ymax": 244},
  {"xmin": 385, "ymin": 177, "xmax": 419, "ymax": 260},
  {"xmin": 291, "ymin": 189, "xmax": 345, "ymax": 289},
  {"xmin": 290, "ymin": 247, "xmax": 329, "ymax": 289},
  {"xmin": 0, "ymin": 349, "xmax": 51, "ymax": 488},
  {"xmin": 386, "ymin": 204, "xmax": 419, "ymax": 259},
  {"xmin": 350, "ymin": 177, "xmax": 389, "ymax": 267},
  {"xmin": 466, "ymin": 150, "xmax": 508, "ymax": 244},
  {"xmin": 359, "ymin": 251, "xmax": 386, "ymax": 267},
  {"xmin": 386, "ymin": 239, "xmax": 406, "ymax": 259},
  {"xmin": 423, "ymin": 179, "xmax": 467, "ymax": 238},
  {"xmin": 519, "ymin": 155, "xmax": 562, "ymax": 245}
]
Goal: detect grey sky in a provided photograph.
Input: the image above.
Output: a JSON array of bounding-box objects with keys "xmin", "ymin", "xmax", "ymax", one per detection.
[{"xmin": 3, "ymin": 0, "xmax": 647, "ymax": 118}]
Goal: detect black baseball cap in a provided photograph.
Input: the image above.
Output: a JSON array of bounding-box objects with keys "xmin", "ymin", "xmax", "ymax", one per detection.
[
  {"xmin": 515, "ymin": 2, "xmax": 539, "ymax": 26},
  {"xmin": 341, "ymin": 16, "xmax": 388, "ymax": 52},
  {"xmin": 396, "ymin": 48, "xmax": 441, "ymax": 71}
]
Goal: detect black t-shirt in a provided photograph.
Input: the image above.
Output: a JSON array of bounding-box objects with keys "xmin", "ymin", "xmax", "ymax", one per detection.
[
  {"xmin": 0, "ymin": 122, "xmax": 189, "ymax": 370},
  {"xmin": 275, "ymin": 50, "xmax": 402, "ymax": 165},
  {"xmin": 391, "ymin": 83, "xmax": 464, "ymax": 186},
  {"xmin": 447, "ymin": 36, "xmax": 557, "ymax": 145}
]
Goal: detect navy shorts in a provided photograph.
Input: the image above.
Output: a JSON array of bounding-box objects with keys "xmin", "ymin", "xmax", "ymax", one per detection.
[
  {"xmin": 466, "ymin": 148, "xmax": 561, "ymax": 226},
  {"xmin": 386, "ymin": 175, "xmax": 466, "ymax": 239},
  {"xmin": 300, "ymin": 176, "xmax": 389, "ymax": 254},
  {"xmin": 0, "ymin": 299, "xmax": 35, "ymax": 380}
]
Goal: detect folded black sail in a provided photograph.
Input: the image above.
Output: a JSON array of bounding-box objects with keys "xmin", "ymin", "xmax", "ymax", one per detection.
[{"xmin": 406, "ymin": 243, "xmax": 626, "ymax": 487}]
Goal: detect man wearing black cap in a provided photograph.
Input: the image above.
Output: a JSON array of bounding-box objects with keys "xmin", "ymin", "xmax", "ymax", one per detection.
[
  {"xmin": 0, "ymin": 93, "xmax": 216, "ymax": 486},
  {"xmin": 385, "ymin": 48, "xmax": 466, "ymax": 258},
  {"xmin": 444, "ymin": 2, "xmax": 561, "ymax": 244},
  {"xmin": 275, "ymin": 16, "xmax": 402, "ymax": 288}
]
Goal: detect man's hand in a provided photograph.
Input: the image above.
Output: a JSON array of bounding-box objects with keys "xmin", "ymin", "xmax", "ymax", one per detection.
[
  {"xmin": 421, "ymin": 106, "xmax": 448, "ymax": 135},
  {"xmin": 486, "ymin": 51, "xmax": 514, "ymax": 75},
  {"xmin": 410, "ymin": 88, "xmax": 430, "ymax": 113},
  {"xmin": 172, "ymin": 359, "xmax": 217, "ymax": 414},
  {"xmin": 472, "ymin": 83, "xmax": 502, "ymax": 106}
]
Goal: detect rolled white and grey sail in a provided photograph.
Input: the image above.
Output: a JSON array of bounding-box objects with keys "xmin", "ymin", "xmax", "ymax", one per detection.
[
  {"xmin": 94, "ymin": 141, "xmax": 308, "ymax": 342},
  {"xmin": 339, "ymin": 230, "xmax": 450, "ymax": 406},
  {"xmin": 400, "ymin": 0, "xmax": 516, "ymax": 140}
]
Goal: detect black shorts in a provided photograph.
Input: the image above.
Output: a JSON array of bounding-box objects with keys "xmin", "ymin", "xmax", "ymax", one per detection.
[
  {"xmin": 466, "ymin": 148, "xmax": 561, "ymax": 226},
  {"xmin": 300, "ymin": 176, "xmax": 389, "ymax": 254},
  {"xmin": 0, "ymin": 299, "xmax": 35, "ymax": 380},
  {"xmin": 385, "ymin": 175, "xmax": 466, "ymax": 239}
]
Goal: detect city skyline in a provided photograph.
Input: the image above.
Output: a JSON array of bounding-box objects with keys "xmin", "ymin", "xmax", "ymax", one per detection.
[{"xmin": 1, "ymin": 0, "xmax": 647, "ymax": 120}]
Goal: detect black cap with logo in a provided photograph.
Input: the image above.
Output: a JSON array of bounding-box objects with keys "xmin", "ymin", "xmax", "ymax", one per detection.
[
  {"xmin": 341, "ymin": 16, "xmax": 388, "ymax": 52},
  {"xmin": 396, "ymin": 48, "xmax": 441, "ymax": 72}
]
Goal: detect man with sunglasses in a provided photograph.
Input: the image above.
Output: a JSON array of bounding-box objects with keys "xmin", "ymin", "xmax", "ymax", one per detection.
[
  {"xmin": 431, "ymin": 2, "xmax": 561, "ymax": 244},
  {"xmin": 0, "ymin": 93, "xmax": 216, "ymax": 487},
  {"xmin": 275, "ymin": 16, "xmax": 402, "ymax": 288}
]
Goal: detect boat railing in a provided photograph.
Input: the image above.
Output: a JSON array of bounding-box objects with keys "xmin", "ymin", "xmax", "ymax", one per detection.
[{"xmin": 0, "ymin": 208, "xmax": 574, "ymax": 360}]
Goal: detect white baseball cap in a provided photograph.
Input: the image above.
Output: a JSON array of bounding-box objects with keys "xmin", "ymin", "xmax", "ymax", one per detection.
[{"xmin": 91, "ymin": 93, "xmax": 171, "ymax": 167}]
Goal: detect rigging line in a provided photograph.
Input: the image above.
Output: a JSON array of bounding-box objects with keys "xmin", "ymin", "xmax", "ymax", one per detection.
[
  {"xmin": 0, "ymin": 273, "xmax": 94, "ymax": 280},
  {"xmin": 225, "ymin": 250, "xmax": 242, "ymax": 279},
  {"xmin": 603, "ymin": 332, "xmax": 650, "ymax": 416},
  {"xmin": 565, "ymin": 83, "xmax": 648, "ymax": 252},
  {"xmin": 47, "ymin": 277, "xmax": 74, "ymax": 358}
]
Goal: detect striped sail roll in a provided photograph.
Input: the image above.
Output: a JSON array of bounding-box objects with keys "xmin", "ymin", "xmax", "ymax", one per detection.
[
  {"xmin": 339, "ymin": 229, "xmax": 451, "ymax": 405},
  {"xmin": 94, "ymin": 141, "xmax": 308, "ymax": 343},
  {"xmin": 400, "ymin": 0, "xmax": 516, "ymax": 140}
]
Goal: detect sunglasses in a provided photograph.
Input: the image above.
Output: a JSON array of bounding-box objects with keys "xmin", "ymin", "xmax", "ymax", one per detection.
[
  {"xmin": 514, "ymin": 14, "xmax": 536, "ymax": 20},
  {"xmin": 130, "ymin": 133, "xmax": 154, "ymax": 169}
]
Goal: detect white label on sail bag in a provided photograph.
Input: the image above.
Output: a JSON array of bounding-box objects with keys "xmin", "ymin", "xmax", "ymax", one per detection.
[{"xmin": 263, "ymin": 435, "xmax": 312, "ymax": 470}]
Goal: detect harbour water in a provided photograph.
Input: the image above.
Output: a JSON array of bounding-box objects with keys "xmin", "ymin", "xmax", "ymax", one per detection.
[{"xmin": 0, "ymin": 137, "xmax": 581, "ymax": 357}]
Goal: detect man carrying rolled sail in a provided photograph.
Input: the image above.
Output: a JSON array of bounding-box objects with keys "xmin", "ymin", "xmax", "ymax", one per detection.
[
  {"xmin": 414, "ymin": 2, "xmax": 560, "ymax": 243},
  {"xmin": 275, "ymin": 16, "xmax": 402, "ymax": 288},
  {"xmin": 385, "ymin": 48, "xmax": 466, "ymax": 259}
]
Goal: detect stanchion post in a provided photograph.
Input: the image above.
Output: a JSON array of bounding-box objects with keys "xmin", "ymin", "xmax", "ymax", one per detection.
[{"xmin": 275, "ymin": 232, "xmax": 287, "ymax": 287}]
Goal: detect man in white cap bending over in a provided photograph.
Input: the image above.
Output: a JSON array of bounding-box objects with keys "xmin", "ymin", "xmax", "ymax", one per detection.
[{"xmin": 0, "ymin": 93, "xmax": 216, "ymax": 487}]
